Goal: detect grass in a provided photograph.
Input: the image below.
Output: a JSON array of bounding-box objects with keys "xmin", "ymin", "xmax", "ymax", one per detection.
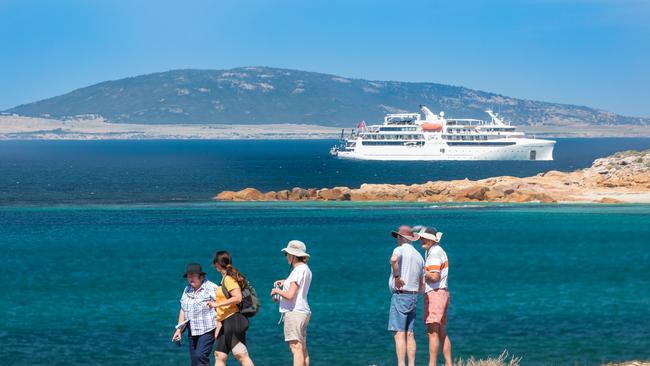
[
  {"xmin": 401, "ymin": 351, "xmax": 650, "ymax": 366},
  {"xmin": 453, "ymin": 351, "xmax": 521, "ymax": 366}
]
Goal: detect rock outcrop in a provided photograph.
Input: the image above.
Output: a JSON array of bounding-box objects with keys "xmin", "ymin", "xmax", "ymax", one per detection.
[{"xmin": 214, "ymin": 149, "xmax": 650, "ymax": 203}]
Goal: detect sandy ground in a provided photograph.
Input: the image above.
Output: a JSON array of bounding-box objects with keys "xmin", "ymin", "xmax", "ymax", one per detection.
[
  {"xmin": 574, "ymin": 191, "xmax": 650, "ymax": 203},
  {"xmin": 1, "ymin": 115, "xmax": 649, "ymax": 139},
  {"xmin": 519, "ymin": 124, "xmax": 650, "ymax": 138},
  {"xmin": 0, "ymin": 115, "xmax": 341, "ymax": 139}
]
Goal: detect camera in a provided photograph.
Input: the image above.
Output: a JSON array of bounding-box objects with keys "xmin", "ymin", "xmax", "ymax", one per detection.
[{"xmin": 272, "ymin": 282, "xmax": 282, "ymax": 302}]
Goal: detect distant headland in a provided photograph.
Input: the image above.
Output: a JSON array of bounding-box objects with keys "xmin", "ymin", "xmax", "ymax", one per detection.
[
  {"xmin": 2, "ymin": 66, "xmax": 649, "ymax": 139},
  {"xmin": 214, "ymin": 149, "xmax": 650, "ymax": 204}
]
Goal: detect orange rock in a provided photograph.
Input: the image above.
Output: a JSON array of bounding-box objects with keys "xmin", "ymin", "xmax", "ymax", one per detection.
[
  {"xmin": 289, "ymin": 187, "xmax": 309, "ymax": 200},
  {"xmin": 214, "ymin": 190, "xmax": 237, "ymax": 200},
  {"xmin": 456, "ymin": 185, "xmax": 490, "ymax": 201},
  {"xmin": 424, "ymin": 194, "xmax": 450, "ymax": 202},
  {"xmin": 402, "ymin": 193, "xmax": 422, "ymax": 201},
  {"xmin": 263, "ymin": 191, "xmax": 277, "ymax": 200},
  {"xmin": 212, "ymin": 149, "xmax": 649, "ymax": 203},
  {"xmin": 317, "ymin": 188, "xmax": 350, "ymax": 201},
  {"xmin": 276, "ymin": 190, "xmax": 290, "ymax": 200},
  {"xmin": 236, "ymin": 188, "xmax": 264, "ymax": 200}
]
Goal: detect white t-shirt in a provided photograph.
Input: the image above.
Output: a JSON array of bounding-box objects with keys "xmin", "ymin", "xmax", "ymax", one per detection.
[
  {"xmin": 280, "ymin": 263, "xmax": 312, "ymax": 313},
  {"xmin": 424, "ymin": 245, "xmax": 449, "ymax": 292},
  {"xmin": 388, "ymin": 243, "xmax": 424, "ymax": 292}
]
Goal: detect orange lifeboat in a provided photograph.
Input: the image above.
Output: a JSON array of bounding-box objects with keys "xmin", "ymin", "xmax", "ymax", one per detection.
[{"xmin": 421, "ymin": 122, "xmax": 442, "ymax": 132}]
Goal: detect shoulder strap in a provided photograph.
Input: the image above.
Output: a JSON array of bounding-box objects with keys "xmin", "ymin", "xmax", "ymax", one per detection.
[{"xmin": 220, "ymin": 276, "xmax": 231, "ymax": 299}]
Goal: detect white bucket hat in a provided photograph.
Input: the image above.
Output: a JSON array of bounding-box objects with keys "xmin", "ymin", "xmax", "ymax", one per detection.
[
  {"xmin": 281, "ymin": 240, "xmax": 310, "ymax": 257},
  {"xmin": 416, "ymin": 226, "xmax": 443, "ymax": 243}
]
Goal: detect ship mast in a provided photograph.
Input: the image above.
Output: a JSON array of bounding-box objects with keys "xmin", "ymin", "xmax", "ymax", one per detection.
[{"xmin": 486, "ymin": 110, "xmax": 507, "ymax": 126}]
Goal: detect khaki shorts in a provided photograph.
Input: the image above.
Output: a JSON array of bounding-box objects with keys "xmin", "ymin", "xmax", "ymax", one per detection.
[{"xmin": 283, "ymin": 311, "xmax": 311, "ymax": 343}]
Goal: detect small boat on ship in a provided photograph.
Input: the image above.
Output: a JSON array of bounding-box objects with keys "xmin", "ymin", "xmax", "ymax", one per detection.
[{"xmin": 330, "ymin": 105, "xmax": 555, "ymax": 161}]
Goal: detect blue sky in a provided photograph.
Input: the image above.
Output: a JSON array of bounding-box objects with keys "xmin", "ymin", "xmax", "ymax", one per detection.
[{"xmin": 1, "ymin": 0, "xmax": 649, "ymax": 116}]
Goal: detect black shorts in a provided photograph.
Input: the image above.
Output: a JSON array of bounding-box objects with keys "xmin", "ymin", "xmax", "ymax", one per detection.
[{"xmin": 215, "ymin": 312, "xmax": 249, "ymax": 355}]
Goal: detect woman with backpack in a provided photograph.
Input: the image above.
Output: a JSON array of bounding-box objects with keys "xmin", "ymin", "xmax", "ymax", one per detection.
[
  {"xmin": 208, "ymin": 251, "xmax": 255, "ymax": 366},
  {"xmin": 270, "ymin": 240, "xmax": 312, "ymax": 366}
]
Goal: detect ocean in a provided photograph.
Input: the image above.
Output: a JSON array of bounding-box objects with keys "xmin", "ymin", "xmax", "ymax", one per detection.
[
  {"xmin": 1, "ymin": 138, "xmax": 650, "ymax": 205},
  {"xmin": 1, "ymin": 139, "xmax": 649, "ymax": 365}
]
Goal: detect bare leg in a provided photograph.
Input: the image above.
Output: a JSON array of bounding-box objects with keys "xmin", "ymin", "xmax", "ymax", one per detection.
[
  {"xmin": 234, "ymin": 351, "xmax": 254, "ymax": 366},
  {"xmin": 214, "ymin": 351, "xmax": 228, "ymax": 366},
  {"xmin": 393, "ymin": 331, "xmax": 407, "ymax": 366},
  {"xmin": 289, "ymin": 340, "xmax": 305, "ymax": 366},
  {"xmin": 440, "ymin": 325, "xmax": 452, "ymax": 366},
  {"xmin": 303, "ymin": 342, "xmax": 309, "ymax": 366},
  {"xmin": 427, "ymin": 323, "xmax": 441, "ymax": 366},
  {"xmin": 406, "ymin": 331, "xmax": 416, "ymax": 366}
]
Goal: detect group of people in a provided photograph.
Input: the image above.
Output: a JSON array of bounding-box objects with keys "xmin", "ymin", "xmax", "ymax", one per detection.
[
  {"xmin": 173, "ymin": 240, "xmax": 312, "ymax": 366},
  {"xmin": 172, "ymin": 225, "xmax": 451, "ymax": 366},
  {"xmin": 389, "ymin": 225, "xmax": 452, "ymax": 366}
]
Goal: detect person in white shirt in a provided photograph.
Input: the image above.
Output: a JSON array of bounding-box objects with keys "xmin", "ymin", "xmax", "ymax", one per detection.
[
  {"xmin": 271, "ymin": 240, "xmax": 312, "ymax": 366},
  {"xmin": 388, "ymin": 225, "xmax": 424, "ymax": 366},
  {"xmin": 418, "ymin": 226, "xmax": 452, "ymax": 366}
]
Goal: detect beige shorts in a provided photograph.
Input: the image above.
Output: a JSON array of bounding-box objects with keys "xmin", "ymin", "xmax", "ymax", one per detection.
[{"xmin": 283, "ymin": 311, "xmax": 311, "ymax": 343}]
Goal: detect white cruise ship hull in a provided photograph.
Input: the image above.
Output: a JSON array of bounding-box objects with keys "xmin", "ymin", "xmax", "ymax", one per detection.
[{"xmin": 335, "ymin": 138, "xmax": 555, "ymax": 161}]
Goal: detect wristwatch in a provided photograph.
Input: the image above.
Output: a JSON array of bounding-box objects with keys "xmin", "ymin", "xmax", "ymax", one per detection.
[{"xmin": 394, "ymin": 274, "xmax": 400, "ymax": 279}]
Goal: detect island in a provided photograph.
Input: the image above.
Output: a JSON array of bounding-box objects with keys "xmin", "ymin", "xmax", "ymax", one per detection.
[{"xmin": 214, "ymin": 149, "xmax": 650, "ymax": 203}]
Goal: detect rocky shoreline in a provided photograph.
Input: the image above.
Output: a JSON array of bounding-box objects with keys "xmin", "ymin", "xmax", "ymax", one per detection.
[{"xmin": 214, "ymin": 149, "xmax": 650, "ymax": 203}]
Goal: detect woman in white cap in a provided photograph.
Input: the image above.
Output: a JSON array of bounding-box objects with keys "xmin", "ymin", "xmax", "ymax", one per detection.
[{"xmin": 270, "ymin": 240, "xmax": 312, "ymax": 366}]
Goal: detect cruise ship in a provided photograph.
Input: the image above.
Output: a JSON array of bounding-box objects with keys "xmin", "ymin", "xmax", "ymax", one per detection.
[{"xmin": 330, "ymin": 106, "xmax": 555, "ymax": 161}]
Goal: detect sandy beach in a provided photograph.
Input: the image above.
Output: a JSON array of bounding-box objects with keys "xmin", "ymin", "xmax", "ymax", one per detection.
[
  {"xmin": 1, "ymin": 115, "xmax": 649, "ymax": 139},
  {"xmin": 0, "ymin": 115, "xmax": 341, "ymax": 140}
]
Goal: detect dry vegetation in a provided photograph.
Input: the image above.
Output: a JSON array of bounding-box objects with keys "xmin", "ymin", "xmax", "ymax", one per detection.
[
  {"xmin": 443, "ymin": 352, "xmax": 648, "ymax": 366},
  {"xmin": 454, "ymin": 351, "xmax": 521, "ymax": 366}
]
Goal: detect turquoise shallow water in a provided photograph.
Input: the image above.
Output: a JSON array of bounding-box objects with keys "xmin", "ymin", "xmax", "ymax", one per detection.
[{"xmin": 1, "ymin": 202, "xmax": 649, "ymax": 365}]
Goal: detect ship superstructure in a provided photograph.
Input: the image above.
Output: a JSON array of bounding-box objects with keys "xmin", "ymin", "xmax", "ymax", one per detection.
[{"xmin": 330, "ymin": 106, "xmax": 554, "ymax": 160}]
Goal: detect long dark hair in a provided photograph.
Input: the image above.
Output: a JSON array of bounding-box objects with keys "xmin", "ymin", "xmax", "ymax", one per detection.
[{"xmin": 213, "ymin": 251, "xmax": 247, "ymax": 288}]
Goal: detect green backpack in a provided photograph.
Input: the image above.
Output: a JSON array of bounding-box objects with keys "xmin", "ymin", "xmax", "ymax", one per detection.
[{"xmin": 221, "ymin": 277, "xmax": 260, "ymax": 318}]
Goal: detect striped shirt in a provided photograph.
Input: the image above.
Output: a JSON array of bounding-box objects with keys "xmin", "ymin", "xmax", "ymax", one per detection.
[
  {"xmin": 180, "ymin": 280, "xmax": 218, "ymax": 336},
  {"xmin": 424, "ymin": 245, "xmax": 449, "ymax": 292}
]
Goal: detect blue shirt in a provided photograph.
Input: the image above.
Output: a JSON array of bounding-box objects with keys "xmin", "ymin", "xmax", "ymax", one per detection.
[{"xmin": 388, "ymin": 243, "xmax": 424, "ymax": 292}]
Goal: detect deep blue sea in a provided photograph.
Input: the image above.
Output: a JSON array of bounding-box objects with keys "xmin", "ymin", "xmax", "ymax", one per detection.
[
  {"xmin": 1, "ymin": 139, "xmax": 650, "ymax": 365},
  {"xmin": 2, "ymin": 138, "xmax": 650, "ymax": 204}
]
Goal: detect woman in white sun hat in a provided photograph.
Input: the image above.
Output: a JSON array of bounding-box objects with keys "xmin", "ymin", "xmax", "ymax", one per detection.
[{"xmin": 270, "ymin": 240, "xmax": 312, "ymax": 366}]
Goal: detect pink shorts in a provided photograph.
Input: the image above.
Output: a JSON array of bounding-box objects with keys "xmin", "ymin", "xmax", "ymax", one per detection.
[{"xmin": 423, "ymin": 289, "xmax": 450, "ymax": 325}]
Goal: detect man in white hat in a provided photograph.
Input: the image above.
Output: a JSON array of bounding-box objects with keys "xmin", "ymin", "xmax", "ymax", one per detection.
[
  {"xmin": 271, "ymin": 240, "xmax": 312, "ymax": 366},
  {"xmin": 388, "ymin": 225, "xmax": 424, "ymax": 366},
  {"xmin": 418, "ymin": 226, "xmax": 452, "ymax": 366}
]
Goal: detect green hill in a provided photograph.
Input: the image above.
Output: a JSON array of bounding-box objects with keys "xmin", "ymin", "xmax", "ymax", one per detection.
[{"xmin": 6, "ymin": 66, "xmax": 648, "ymax": 126}]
